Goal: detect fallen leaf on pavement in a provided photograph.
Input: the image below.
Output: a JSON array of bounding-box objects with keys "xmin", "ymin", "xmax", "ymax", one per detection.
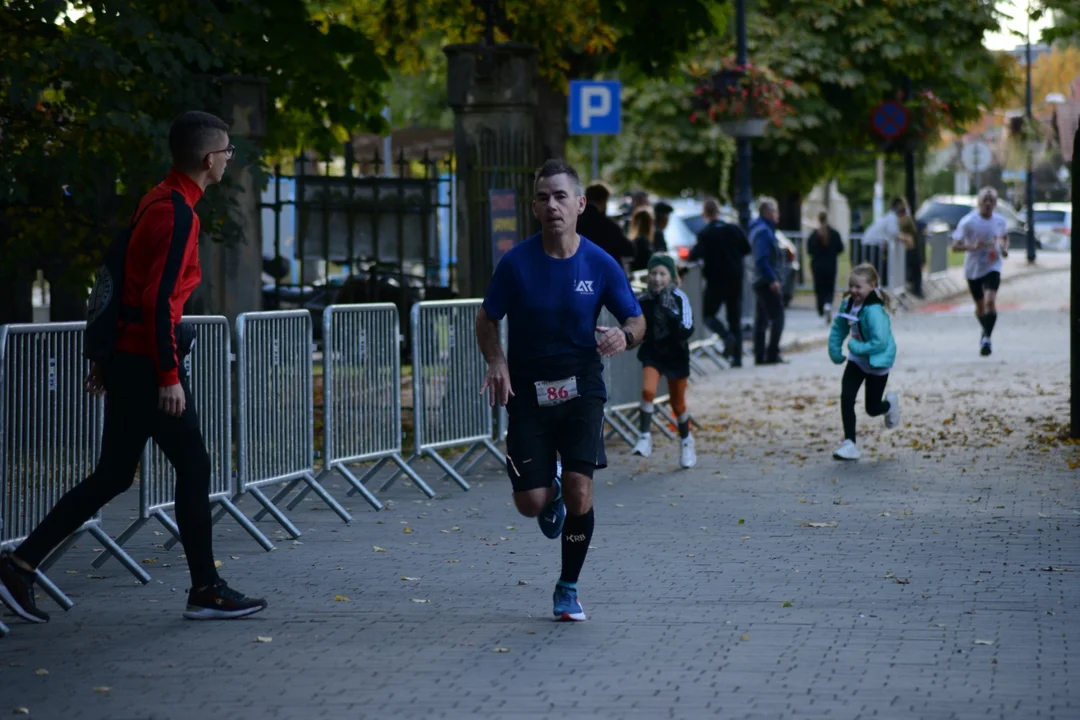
[
  {"xmin": 255, "ymin": 636, "xmax": 273, "ymax": 643},
  {"xmin": 93, "ymin": 687, "xmax": 111, "ymax": 693},
  {"xmin": 403, "ymin": 528, "xmax": 412, "ymax": 534},
  {"xmin": 894, "ymin": 577, "xmax": 910, "ymax": 585},
  {"xmin": 34, "ymin": 669, "xmax": 48, "ymax": 676},
  {"xmin": 372, "ymin": 546, "xmax": 386, "ymax": 552},
  {"xmin": 444, "ymin": 559, "xmax": 460, "ymax": 563},
  {"xmin": 517, "ymin": 580, "xmax": 530, "ymax": 585},
  {"xmin": 739, "ymin": 635, "xmax": 750, "ymax": 641},
  {"xmin": 411, "ymin": 599, "xmax": 430, "ymax": 604},
  {"xmin": 334, "ymin": 595, "xmax": 350, "ymax": 602},
  {"xmin": 738, "ymin": 519, "xmax": 745, "ymax": 525},
  {"xmin": 974, "ymin": 639, "xmax": 994, "ymax": 645},
  {"xmin": 401, "ymin": 576, "xmax": 420, "ymax": 581},
  {"xmin": 782, "ymin": 601, "xmax": 793, "ymax": 607},
  {"xmin": 493, "ymin": 648, "xmax": 509, "ymax": 653},
  {"xmin": 801, "ymin": 521, "xmax": 839, "ymax": 528},
  {"xmin": 13, "ymin": 709, "xmax": 29, "ymax": 715},
  {"xmin": 214, "ymin": 560, "xmax": 223, "ymax": 569}
]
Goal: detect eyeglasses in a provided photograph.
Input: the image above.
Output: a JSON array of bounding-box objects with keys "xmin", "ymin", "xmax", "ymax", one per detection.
[{"xmin": 205, "ymin": 144, "xmax": 235, "ymax": 162}]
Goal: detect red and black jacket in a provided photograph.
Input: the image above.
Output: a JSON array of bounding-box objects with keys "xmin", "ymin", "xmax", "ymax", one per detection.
[{"xmin": 115, "ymin": 169, "xmax": 203, "ymax": 387}]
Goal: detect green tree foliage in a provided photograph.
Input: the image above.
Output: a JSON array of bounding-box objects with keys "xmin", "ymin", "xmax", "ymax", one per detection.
[
  {"xmin": 1037, "ymin": 1, "xmax": 1080, "ymax": 46},
  {"xmin": 743, "ymin": 0, "xmax": 1015, "ymax": 199},
  {"xmin": 358, "ymin": 0, "xmax": 724, "ymax": 158},
  {"xmin": 0, "ymin": 0, "xmax": 387, "ymax": 321}
]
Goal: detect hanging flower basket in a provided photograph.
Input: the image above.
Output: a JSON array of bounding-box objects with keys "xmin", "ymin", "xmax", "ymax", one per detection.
[{"xmin": 688, "ymin": 61, "xmax": 794, "ymax": 133}]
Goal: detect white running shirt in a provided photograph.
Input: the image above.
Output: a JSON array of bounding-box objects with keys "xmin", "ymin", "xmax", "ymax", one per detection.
[{"xmin": 952, "ymin": 210, "xmax": 1007, "ymax": 280}]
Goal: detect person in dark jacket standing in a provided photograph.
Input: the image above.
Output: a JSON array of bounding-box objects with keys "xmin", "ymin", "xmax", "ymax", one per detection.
[
  {"xmin": 0, "ymin": 111, "xmax": 267, "ymax": 624},
  {"xmin": 750, "ymin": 198, "xmax": 786, "ymax": 365},
  {"xmin": 631, "ymin": 254, "xmax": 696, "ymax": 468},
  {"xmin": 577, "ymin": 183, "xmax": 634, "ymax": 265},
  {"xmin": 653, "ymin": 201, "xmax": 672, "ymax": 253},
  {"xmin": 806, "ymin": 211, "xmax": 844, "ymax": 324},
  {"xmin": 629, "ymin": 209, "xmax": 656, "ymax": 272},
  {"xmin": 689, "ymin": 199, "xmax": 750, "ymax": 366}
]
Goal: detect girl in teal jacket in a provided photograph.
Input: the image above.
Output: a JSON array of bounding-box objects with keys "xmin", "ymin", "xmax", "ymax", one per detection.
[{"xmin": 827, "ymin": 264, "xmax": 900, "ymax": 461}]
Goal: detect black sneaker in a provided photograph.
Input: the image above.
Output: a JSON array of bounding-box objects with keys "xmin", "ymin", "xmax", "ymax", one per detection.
[
  {"xmin": 183, "ymin": 580, "xmax": 267, "ymax": 620},
  {"xmin": 0, "ymin": 552, "xmax": 50, "ymax": 623}
]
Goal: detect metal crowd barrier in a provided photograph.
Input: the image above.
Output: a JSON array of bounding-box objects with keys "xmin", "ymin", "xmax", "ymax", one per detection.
[
  {"xmin": 94, "ymin": 317, "xmax": 273, "ymax": 568},
  {"xmin": 236, "ymin": 310, "xmax": 351, "ymax": 537},
  {"xmin": 681, "ymin": 264, "xmax": 727, "ymax": 374},
  {"xmin": 407, "ymin": 300, "xmax": 504, "ymax": 491},
  {"xmin": 0, "ymin": 618, "xmax": 7, "ymax": 637},
  {"xmin": 319, "ymin": 304, "xmax": 434, "ymax": 508},
  {"xmin": 0, "ymin": 322, "xmax": 149, "ymax": 612}
]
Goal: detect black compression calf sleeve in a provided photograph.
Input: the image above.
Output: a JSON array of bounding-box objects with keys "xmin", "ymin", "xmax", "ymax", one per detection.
[
  {"xmin": 983, "ymin": 311, "xmax": 997, "ymax": 337},
  {"xmin": 559, "ymin": 508, "xmax": 595, "ymax": 585}
]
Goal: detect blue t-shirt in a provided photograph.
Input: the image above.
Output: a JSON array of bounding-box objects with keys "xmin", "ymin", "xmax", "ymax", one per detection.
[{"xmin": 482, "ymin": 233, "xmax": 642, "ymax": 402}]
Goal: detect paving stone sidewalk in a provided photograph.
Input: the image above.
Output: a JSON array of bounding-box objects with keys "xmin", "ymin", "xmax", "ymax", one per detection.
[{"xmin": 0, "ymin": 272, "xmax": 1076, "ymax": 720}]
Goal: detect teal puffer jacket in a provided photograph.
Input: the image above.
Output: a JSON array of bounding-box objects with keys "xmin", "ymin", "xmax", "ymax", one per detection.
[{"xmin": 828, "ymin": 294, "xmax": 897, "ymax": 369}]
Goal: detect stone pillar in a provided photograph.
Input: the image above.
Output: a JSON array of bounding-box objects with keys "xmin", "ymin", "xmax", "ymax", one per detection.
[
  {"xmin": 445, "ymin": 43, "xmax": 540, "ymax": 298},
  {"xmin": 196, "ymin": 75, "xmax": 268, "ymax": 323}
]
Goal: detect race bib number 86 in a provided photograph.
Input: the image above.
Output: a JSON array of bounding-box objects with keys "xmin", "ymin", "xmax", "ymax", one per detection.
[{"xmin": 535, "ymin": 377, "xmax": 579, "ymax": 407}]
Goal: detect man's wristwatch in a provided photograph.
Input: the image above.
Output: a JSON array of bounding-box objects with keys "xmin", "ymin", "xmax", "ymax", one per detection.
[{"xmin": 623, "ymin": 328, "xmax": 635, "ymax": 349}]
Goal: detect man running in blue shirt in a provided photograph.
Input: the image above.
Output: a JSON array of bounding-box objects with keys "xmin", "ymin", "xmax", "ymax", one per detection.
[{"xmin": 475, "ymin": 159, "xmax": 645, "ymax": 622}]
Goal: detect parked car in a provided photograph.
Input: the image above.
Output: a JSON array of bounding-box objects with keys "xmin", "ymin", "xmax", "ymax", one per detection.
[
  {"xmin": 1032, "ymin": 203, "xmax": 1071, "ymax": 251},
  {"xmin": 662, "ymin": 200, "xmax": 800, "ymax": 306},
  {"xmin": 916, "ymin": 194, "xmax": 1028, "ymax": 248}
]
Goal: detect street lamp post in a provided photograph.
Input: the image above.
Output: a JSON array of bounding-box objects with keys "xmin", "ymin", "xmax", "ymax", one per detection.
[
  {"xmin": 1025, "ymin": 1, "xmax": 1037, "ymax": 263},
  {"xmin": 734, "ymin": 0, "xmax": 752, "ymax": 232}
]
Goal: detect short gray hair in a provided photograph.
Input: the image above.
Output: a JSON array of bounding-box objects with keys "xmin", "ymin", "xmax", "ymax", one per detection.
[
  {"xmin": 758, "ymin": 197, "xmax": 778, "ymax": 216},
  {"xmin": 977, "ymin": 186, "xmax": 998, "ymax": 203},
  {"xmin": 534, "ymin": 159, "xmax": 584, "ymax": 196}
]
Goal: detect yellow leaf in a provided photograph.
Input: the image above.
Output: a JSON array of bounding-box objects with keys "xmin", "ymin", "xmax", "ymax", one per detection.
[
  {"xmin": 739, "ymin": 634, "xmax": 750, "ymax": 641},
  {"xmin": 492, "ymin": 647, "xmax": 510, "ymax": 653},
  {"xmin": 334, "ymin": 595, "xmax": 350, "ymax": 602},
  {"xmin": 403, "ymin": 528, "xmax": 412, "ymax": 534},
  {"xmin": 93, "ymin": 687, "xmax": 111, "ymax": 693},
  {"xmin": 373, "ymin": 546, "xmax": 387, "ymax": 552},
  {"xmin": 214, "ymin": 560, "xmax": 223, "ymax": 569},
  {"xmin": 35, "ymin": 669, "xmax": 49, "ymax": 676}
]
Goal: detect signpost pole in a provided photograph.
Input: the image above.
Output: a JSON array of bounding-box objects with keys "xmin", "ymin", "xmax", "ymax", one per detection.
[
  {"xmin": 592, "ymin": 136, "xmax": 599, "ymax": 181},
  {"xmin": 1071, "ymin": 125, "xmax": 1078, "ymax": 438}
]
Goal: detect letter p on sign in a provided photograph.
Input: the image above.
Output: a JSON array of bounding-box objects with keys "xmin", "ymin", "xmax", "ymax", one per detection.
[{"xmin": 569, "ymin": 80, "xmax": 621, "ymax": 135}]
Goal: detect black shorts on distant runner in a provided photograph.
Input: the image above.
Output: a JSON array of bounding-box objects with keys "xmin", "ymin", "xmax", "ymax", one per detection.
[
  {"xmin": 967, "ymin": 271, "xmax": 1001, "ymax": 302},
  {"xmin": 504, "ymin": 396, "xmax": 607, "ymax": 492}
]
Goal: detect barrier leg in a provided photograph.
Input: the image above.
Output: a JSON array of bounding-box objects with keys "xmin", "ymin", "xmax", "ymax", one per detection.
[
  {"xmin": 165, "ymin": 496, "xmax": 236, "ymax": 551},
  {"xmin": 423, "ymin": 449, "xmax": 471, "ymax": 491},
  {"xmin": 37, "ymin": 533, "xmax": 80, "ymax": 574},
  {"xmin": 345, "ymin": 457, "xmax": 389, "ymax": 498},
  {"xmin": 333, "ymin": 466, "xmax": 384, "ymax": 511},
  {"xmin": 389, "ymin": 454, "xmax": 437, "ymax": 499},
  {"xmin": 482, "ymin": 438, "xmax": 505, "ymax": 464},
  {"xmin": 299, "ymin": 472, "xmax": 352, "ymax": 523},
  {"xmin": 689, "ymin": 357, "xmax": 710, "ymax": 377},
  {"xmin": 151, "ymin": 510, "xmax": 182, "ymax": 543},
  {"xmin": 34, "ymin": 571, "xmax": 75, "ymax": 611},
  {"xmin": 604, "ymin": 413, "xmax": 637, "ymax": 447},
  {"xmin": 252, "ymin": 478, "xmax": 303, "ymax": 522},
  {"xmin": 0, "ymin": 619, "xmax": 8, "ymax": 637},
  {"xmin": 248, "ymin": 486, "xmax": 302, "ymax": 539},
  {"xmin": 648, "ymin": 411, "xmax": 678, "ymax": 441},
  {"xmin": 87, "ymin": 525, "xmax": 151, "ymax": 584},
  {"xmin": 91, "ymin": 516, "xmax": 150, "ymax": 569},
  {"xmin": 284, "ymin": 485, "xmax": 313, "ymax": 511},
  {"xmin": 379, "ymin": 454, "xmax": 417, "ymax": 492},
  {"xmin": 215, "ymin": 497, "xmax": 275, "ymax": 552}
]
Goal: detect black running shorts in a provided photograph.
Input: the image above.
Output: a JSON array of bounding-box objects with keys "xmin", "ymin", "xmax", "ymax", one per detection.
[
  {"xmin": 504, "ymin": 396, "xmax": 607, "ymax": 493},
  {"xmin": 967, "ymin": 271, "xmax": 1001, "ymax": 302}
]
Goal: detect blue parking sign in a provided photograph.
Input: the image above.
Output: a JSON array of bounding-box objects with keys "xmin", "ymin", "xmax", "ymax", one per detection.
[{"xmin": 569, "ymin": 81, "xmax": 621, "ymax": 135}]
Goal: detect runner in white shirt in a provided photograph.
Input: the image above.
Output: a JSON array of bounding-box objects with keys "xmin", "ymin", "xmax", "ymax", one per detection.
[{"xmin": 951, "ymin": 187, "xmax": 1009, "ymax": 356}]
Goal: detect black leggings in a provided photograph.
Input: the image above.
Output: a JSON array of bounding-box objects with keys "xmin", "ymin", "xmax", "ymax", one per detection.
[
  {"xmin": 17, "ymin": 353, "xmax": 219, "ymax": 588},
  {"xmin": 811, "ymin": 268, "xmax": 836, "ymax": 317},
  {"xmin": 841, "ymin": 361, "xmax": 890, "ymax": 442}
]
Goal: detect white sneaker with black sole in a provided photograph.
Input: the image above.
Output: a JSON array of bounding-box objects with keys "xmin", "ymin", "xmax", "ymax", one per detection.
[
  {"xmin": 833, "ymin": 439, "xmax": 860, "ymax": 461},
  {"xmin": 632, "ymin": 433, "xmax": 652, "ymax": 458},
  {"xmin": 884, "ymin": 392, "xmax": 900, "ymax": 429}
]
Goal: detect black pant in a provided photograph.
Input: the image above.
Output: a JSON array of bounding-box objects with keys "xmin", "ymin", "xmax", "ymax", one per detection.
[
  {"xmin": 811, "ymin": 266, "xmax": 837, "ymax": 316},
  {"xmin": 753, "ymin": 285, "xmax": 785, "ymax": 363},
  {"xmin": 17, "ymin": 353, "xmax": 219, "ymax": 588},
  {"xmin": 906, "ymin": 247, "xmax": 923, "ymax": 297},
  {"xmin": 840, "ymin": 362, "xmax": 890, "ymax": 441},
  {"xmin": 703, "ymin": 282, "xmax": 743, "ymax": 360}
]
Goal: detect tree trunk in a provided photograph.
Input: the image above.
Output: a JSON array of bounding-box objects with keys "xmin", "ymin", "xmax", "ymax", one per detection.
[{"xmin": 536, "ymin": 78, "xmax": 568, "ymax": 161}]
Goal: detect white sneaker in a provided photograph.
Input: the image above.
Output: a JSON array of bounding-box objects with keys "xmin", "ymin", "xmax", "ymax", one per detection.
[
  {"xmin": 824, "ymin": 304, "xmax": 832, "ymax": 325},
  {"xmin": 632, "ymin": 433, "xmax": 652, "ymax": 458},
  {"xmin": 833, "ymin": 439, "xmax": 860, "ymax": 461},
  {"xmin": 884, "ymin": 392, "xmax": 900, "ymax": 429},
  {"xmin": 680, "ymin": 435, "xmax": 697, "ymax": 468}
]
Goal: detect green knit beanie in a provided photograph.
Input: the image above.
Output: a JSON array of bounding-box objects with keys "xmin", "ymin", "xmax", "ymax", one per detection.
[{"xmin": 647, "ymin": 253, "xmax": 677, "ymax": 281}]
